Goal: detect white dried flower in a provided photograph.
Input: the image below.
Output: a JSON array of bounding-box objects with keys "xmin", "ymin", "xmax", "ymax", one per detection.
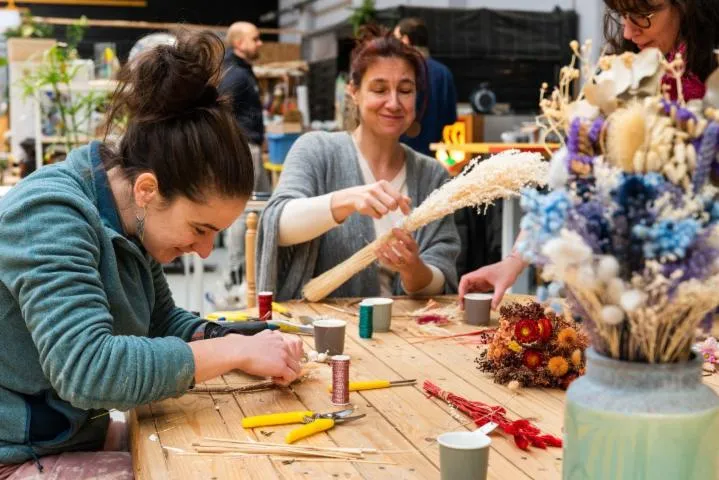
[
  {"xmin": 507, "ymin": 380, "xmax": 521, "ymax": 392},
  {"xmin": 620, "ymin": 289, "xmax": 647, "ymax": 312},
  {"xmin": 542, "ymin": 229, "xmax": 593, "ymax": 271},
  {"xmin": 606, "ymin": 277, "xmax": 625, "ymax": 304},
  {"xmin": 577, "ymin": 265, "xmax": 598, "ymax": 289},
  {"xmin": 600, "ymin": 305, "xmax": 625, "ymax": 325},
  {"xmin": 597, "ymin": 256, "xmax": 620, "ymax": 282},
  {"xmin": 548, "ymin": 147, "xmax": 570, "ymax": 189}
]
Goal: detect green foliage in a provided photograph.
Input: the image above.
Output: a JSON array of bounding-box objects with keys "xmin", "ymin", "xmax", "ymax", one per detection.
[
  {"xmin": 18, "ymin": 18, "xmax": 113, "ymax": 158},
  {"xmin": 4, "ymin": 12, "xmax": 53, "ymax": 39},
  {"xmin": 349, "ymin": 0, "xmax": 377, "ymax": 36}
]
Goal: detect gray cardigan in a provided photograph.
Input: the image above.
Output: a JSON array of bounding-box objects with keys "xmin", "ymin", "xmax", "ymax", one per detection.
[{"xmin": 257, "ymin": 131, "xmax": 460, "ymax": 301}]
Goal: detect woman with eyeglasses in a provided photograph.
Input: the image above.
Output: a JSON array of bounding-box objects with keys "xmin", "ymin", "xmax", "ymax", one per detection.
[
  {"xmin": 456, "ymin": 0, "xmax": 719, "ymax": 313},
  {"xmin": 604, "ymin": 0, "xmax": 719, "ymax": 101}
]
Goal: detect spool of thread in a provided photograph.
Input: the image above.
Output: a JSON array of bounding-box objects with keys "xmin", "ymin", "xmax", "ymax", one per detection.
[
  {"xmin": 258, "ymin": 292, "xmax": 273, "ymax": 321},
  {"xmin": 359, "ymin": 302, "xmax": 373, "ymax": 339},
  {"xmin": 330, "ymin": 355, "xmax": 350, "ymax": 406}
]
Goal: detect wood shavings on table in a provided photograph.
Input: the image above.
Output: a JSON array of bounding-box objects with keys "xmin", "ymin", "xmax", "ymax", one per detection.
[{"xmin": 410, "ymin": 299, "xmax": 463, "ymax": 325}]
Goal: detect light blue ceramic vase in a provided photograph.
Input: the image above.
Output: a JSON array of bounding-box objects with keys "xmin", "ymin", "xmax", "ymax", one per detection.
[{"xmin": 564, "ymin": 348, "xmax": 719, "ymax": 480}]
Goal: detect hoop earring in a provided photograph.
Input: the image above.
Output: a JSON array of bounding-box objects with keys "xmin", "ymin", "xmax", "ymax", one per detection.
[
  {"xmin": 135, "ymin": 207, "xmax": 147, "ymax": 242},
  {"xmin": 405, "ymin": 121, "xmax": 421, "ymax": 138}
]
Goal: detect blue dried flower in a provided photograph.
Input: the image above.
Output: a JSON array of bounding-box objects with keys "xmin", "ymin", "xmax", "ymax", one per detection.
[
  {"xmin": 633, "ymin": 219, "xmax": 700, "ymax": 260},
  {"xmin": 663, "ymin": 231, "xmax": 719, "ymax": 284},
  {"xmin": 519, "ymin": 189, "xmax": 572, "ymax": 261}
]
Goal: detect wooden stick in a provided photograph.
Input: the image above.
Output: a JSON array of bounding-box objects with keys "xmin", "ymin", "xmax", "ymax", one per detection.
[
  {"xmin": 200, "ymin": 438, "xmax": 376, "ymax": 454},
  {"xmin": 409, "ymin": 329, "xmax": 494, "ymax": 344},
  {"xmin": 272, "ymin": 457, "xmax": 397, "ymax": 465},
  {"xmin": 317, "ymin": 303, "xmax": 358, "ymax": 317},
  {"xmin": 30, "ymin": 15, "xmax": 301, "ymax": 35},
  {"xmin": 187, "ymin": 381, "xmax": 274, "ymax": 394},
  {"xmin": 194, "ymin": 446, "xmax": 361, "ymax": 460}
]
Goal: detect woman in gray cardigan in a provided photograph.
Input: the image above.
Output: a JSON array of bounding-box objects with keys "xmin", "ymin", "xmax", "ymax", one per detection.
[{"xmin": 258, "ymin": 27, "xmax": 460, "ymax": 301}]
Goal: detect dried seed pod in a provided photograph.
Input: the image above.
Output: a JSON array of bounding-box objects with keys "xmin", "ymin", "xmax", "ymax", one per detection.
[
  {"xmin": 633, "ymin": 150, "xmax": 647, "ymax": 172},
  {"xmin": 646, "ymin": 150, "xmax": 662, "ymax": 172},
  {"xmin": 673, "ymin": 141, "xmax": 686, "ymax": 167},
  {"xmin": 687, "ymin": 143, "xmax": 697, "ymax": 171}
]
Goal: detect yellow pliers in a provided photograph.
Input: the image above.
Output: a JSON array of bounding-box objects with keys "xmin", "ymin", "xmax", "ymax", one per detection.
[{"xmin": 241, "ymin": 408, "xmax": 366, "ymax": 444}]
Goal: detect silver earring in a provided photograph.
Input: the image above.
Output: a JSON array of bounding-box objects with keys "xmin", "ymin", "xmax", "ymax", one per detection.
[{"xmin": 135, "ymin": 207, "xmax": 147, "ymax": 242}]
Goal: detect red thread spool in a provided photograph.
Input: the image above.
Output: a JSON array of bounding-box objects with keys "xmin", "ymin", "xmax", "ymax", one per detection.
[
  {"xmin": 330, "ymin": 355, "xmax": 350, "ymax": 406},
  {"xmin": 258, "ymin": 291, "xmax": 273, "ymax": 321}
]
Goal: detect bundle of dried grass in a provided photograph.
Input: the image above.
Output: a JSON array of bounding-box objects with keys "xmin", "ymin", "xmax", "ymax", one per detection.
[{"xmin": 302, "ymin": 150, "xmax": 549, "ymax": 302}]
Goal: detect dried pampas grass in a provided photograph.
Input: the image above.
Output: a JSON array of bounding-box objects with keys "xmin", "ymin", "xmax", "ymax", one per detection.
[
  {"xmin": 607, "ymin": 102, "xmax": 646, "ymax": 171},
  {"xmin": 302, "ymin": 150, "xmax": 549, "ymax": 302}
]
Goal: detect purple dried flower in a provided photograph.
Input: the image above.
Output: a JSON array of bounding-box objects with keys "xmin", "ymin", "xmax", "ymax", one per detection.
[
  {"xmin": 588, "ymin": 117, "xmax": 604, "ymax": 145},
  {"xmin": 663, "ymin": 230, "xmax": 719, "ymax": 284},
  {"xmin": 567, "ymin": 118, "xmax": 582, "ymax": 156},
  {"xmin": 693, "ymin": 122, "xmax": 719, "ymax": 192}
]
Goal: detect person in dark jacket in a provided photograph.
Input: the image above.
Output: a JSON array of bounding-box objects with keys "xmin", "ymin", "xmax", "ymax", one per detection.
[
  {"xmin": 219, "ymin": 22, "xmax": 271, "ymax": 293},
  {"xmin": 394, "ymin": 17, "xmax": 458, "ymax": 157}
]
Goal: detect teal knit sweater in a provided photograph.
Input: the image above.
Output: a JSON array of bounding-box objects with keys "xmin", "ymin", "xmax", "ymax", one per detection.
[{"xmin": 0, "ymin": 142, "xmax": 202, "ymax": 464}]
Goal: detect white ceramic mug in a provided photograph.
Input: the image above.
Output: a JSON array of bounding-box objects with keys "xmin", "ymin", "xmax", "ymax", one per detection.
[{"xmin": 361, "ymin": 298, "xmax": 393, "ymax": 332}]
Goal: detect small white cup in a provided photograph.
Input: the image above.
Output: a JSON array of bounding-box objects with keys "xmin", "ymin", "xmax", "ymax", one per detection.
[
  {"xmin": 437, "ymin": 431, "xmax": 491, "ymax": 480},
  {"xmin": 463, "ymin": 293, "xmax": 493, "ymax": 326},
  {"xmin": 361, "ymin": 297, "xmax": 393, "ymax": 332}
]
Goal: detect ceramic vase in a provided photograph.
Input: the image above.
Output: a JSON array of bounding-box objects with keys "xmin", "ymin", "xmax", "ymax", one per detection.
[{"xmin": 563, "ymin": 348, "xmax": 719, "ymax": 480}]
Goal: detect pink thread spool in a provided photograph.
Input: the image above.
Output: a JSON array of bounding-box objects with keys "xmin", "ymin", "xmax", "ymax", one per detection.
[
  {"xmin": 258, "ymin": 291, "xmax": 273, "ymax": 321},
  {"xmin": 330, "ymin": 355, "xmax": 351, "ymax": 406}
]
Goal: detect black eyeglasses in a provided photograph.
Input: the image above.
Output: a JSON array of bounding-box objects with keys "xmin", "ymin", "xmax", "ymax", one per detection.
[
  {"xmin": 624, "ymin": 11, "xmax": 657, "ymax": 29},
  {"xmin": 610, "ymin": 3, "xmax": 668, "ymax": 30}
]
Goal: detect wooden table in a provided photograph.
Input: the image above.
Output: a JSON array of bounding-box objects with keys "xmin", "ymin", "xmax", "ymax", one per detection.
[{"xmin": 130, "ymin": 296, "xmax": 719, "ymax": 479}]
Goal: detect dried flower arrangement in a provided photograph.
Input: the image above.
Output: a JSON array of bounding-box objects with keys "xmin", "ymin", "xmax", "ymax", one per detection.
[
  {"xmin": 520, "ymin": 41, "xmax": 719, "ymax": 363},
  {"xmin": 476, "ymin": 301, "xmax": 589, "ymax": 389}
]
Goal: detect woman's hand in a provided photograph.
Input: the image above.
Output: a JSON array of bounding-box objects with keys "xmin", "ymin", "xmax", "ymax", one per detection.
[
  {"xmin": 376, "ymin": 228, "xmax": 433, "ymax": 293},
  {"xmin": 458, "ymin": 255, "xmax": 526, "ymax": 310},
  {"xmin": 331, "ymin": 180, "xmax": 411, "ymax": 223},
  {"xmin": 233, "ymin": 330, "xmax": 305, "ymax": 386}
]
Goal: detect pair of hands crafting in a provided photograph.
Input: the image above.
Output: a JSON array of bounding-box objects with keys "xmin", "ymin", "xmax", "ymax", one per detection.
[
  {"xmin": 233, "ymin": 330, "xmax": 304, "ymax": 386},
  {"xmin": 331, "ymin": 180, "xmax": 426, "ymax": 277},
  {"xmin": 458, "ymin": 255, "xmax": 526, "ymax": 310}
]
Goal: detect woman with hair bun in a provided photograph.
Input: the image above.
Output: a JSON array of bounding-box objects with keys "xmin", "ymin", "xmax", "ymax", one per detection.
[
  {"xmin": 0, "ymin": 30, "xmax": 303, "ymax": 478},
  {"xmin": 257, "ymin": 26, "xmax": 460, "ymax": 300}
]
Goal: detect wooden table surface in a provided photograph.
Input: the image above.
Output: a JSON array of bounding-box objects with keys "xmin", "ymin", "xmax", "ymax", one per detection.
[{"xmin": 130, "ymin": 295, "xmax": 719, "ymax": 479}]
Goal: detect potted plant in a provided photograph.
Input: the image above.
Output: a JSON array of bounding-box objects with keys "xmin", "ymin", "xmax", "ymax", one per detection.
[
  {"xmin": 18, "ymin": 17, "xmax": 113, "ymax": 160},
  {"xmin": 520, "ymin": 41, "xmax": 719, "ymax": 479}
]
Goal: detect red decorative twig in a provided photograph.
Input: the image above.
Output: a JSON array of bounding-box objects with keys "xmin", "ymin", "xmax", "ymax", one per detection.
[{"xmin": 423, "ymin": 381, "xmax": 562, "ymax": 451}]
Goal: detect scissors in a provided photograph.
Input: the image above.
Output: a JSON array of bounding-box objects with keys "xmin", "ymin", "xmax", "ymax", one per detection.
[{"xmin": 241, "ymin": 408, "xmax": 366, "ymax": 444}]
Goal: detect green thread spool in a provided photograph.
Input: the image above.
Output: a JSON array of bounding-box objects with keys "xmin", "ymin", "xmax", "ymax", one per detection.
[{"xmin": 359, "ymin": 303, "xmax": 373, "ymax": 339}]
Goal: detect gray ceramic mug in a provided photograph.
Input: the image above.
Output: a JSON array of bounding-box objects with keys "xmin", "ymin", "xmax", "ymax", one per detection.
[
  {"xmin": 463, "ymin": 293, "xmax": 493, "ymax": 326},
  {"xmin": 438, "ymin": 431, "xmax": 491, "ymax": 480},
  {"xmin": 313, "ymin": 319, "xmax": 346, "ymax": 355},
  {"xmin": 361, "ymin": 298, "xmax": 393, "ymax": 332}
]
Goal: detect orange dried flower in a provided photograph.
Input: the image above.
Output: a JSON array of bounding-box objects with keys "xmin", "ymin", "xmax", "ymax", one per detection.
[
  {"xmin": 557, "ymin": 327, "xmax": 578, "ymax": 349},
  {"xmin": 515, "ymin": 319, "xmax": 540, "ymax": 344},
  {"xmin": 547, "ymin": 356, "xmax": 569, "ymax": 377},
  {"xmin": 522, "ymin": 349, "xmax": 544, "ymax": 370},
  {"xmin": 571, "ymin": 349, "xmax": 583, "ymax": 366}
]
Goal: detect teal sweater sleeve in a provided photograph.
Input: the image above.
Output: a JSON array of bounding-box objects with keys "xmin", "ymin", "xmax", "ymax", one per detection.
[
  {"xmin": 0, "ymin": 189, "xmax": 196, "ymax": 411},
  {"xmin": 148, "ymin": 260, "xmax": 204, "ymax": 340}
]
